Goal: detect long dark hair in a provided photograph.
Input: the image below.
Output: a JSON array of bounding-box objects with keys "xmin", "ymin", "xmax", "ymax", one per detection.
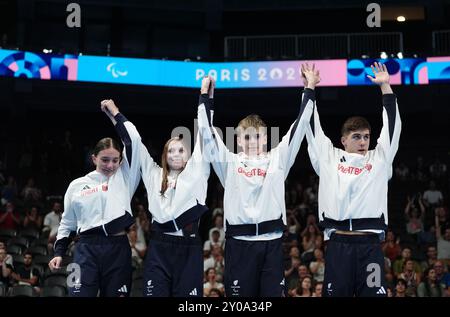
[{"xmin": 422, "ymin": 268, "xmax": 442, "ymax": 297}]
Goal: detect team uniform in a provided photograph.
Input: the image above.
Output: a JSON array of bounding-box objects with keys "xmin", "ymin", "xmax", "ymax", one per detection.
[
  {"xmin": 54, "ymin": 113, "xmax": 142, "ymax": 297},
  {"xmin": 139, "ymin": 95, "xmax": 212, "ymax": 297},
  {"xmin": 198, "ymin": 89, "xmax": 314, "ymax": 297},
  {"xmin": 306, "ymin": 92, "xmax": 401, "ymax": 297}
]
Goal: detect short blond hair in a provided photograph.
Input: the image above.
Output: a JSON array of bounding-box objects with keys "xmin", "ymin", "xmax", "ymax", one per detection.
[{"xmin": 236, "ymin": 114, "xmax": 267, "ymax": 135}]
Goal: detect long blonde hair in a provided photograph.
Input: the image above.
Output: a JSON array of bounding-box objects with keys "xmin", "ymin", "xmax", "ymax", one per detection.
[{"xmin": 160, "ymin": 136, "xmax": 188, "ymax": 195}]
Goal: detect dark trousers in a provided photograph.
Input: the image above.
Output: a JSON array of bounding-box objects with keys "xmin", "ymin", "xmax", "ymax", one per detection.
[
  {"xmin": 142, "ymin": 231, "xmax": 203, "ymax": 297},
  {"xmin": 224, "ymin": 237, "xmax": 285, "ymax": 297},
  {"xmin": 69, "ymin": 234, "xmax": 131, "ymax": 297},
  {"xmin": 322, "ymin": 233, "xmax": 387, "ymax": 297}
]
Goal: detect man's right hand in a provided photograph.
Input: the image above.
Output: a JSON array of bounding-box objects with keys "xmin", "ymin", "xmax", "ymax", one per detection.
[{"xmin": 48, "ymin": 256, "xmax": 63, "ymax": 270}]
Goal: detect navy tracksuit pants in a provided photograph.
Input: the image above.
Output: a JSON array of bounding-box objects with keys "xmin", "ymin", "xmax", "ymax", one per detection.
[
  {"xmin": 142, "ymin": 231, "xmax": 203, "ymax": 297},
  {"xmin": 68, "ymin": 234, "xmax": 132, "ymax": 297},
  {"xmin": 224, "ymin": 237, "xmax": 285, "ymax": 297},
  {"xmin": 322, "ymin": 233, "xmax": 387, "ymax": 297}
]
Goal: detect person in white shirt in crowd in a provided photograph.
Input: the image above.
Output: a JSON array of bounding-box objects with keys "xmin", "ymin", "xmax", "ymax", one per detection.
[
  {"xmin": 423, "ymin": 181, "xmax": 443, "ymax": 209},
  {"xmin": 208, "ymin": 213, "xmax": 225, "ymax": 244},
  {"xmin": 203, "ymin": 228, "xmax": 224, "ymax": 254},
  {"xmin": 43, "ymin": 201, "xmax": 63, "ymax": 252},
  {"xmin": 127, "ymin": 227, "xmax": 146, "ymax": 269},
  {"xmin": 0, "ymin": 245, "xmax": 14, "ymax": 290},
  {"xmin": 309, "ymin": 248, "xmax": 325, "ymax": 283}
]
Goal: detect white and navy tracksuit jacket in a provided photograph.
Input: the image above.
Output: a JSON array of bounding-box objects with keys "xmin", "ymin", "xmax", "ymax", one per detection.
[
  {"xmin": 198, "ymin": 89, "xmax": 314, "ymax": 241},
  {"xmin": 139, "ymin": 104, "xmax": 210, "ymax": 235},
  {"xmin": 54, "ymin": 113, "xmax": 142, "ymax": 256},
  {"xmin": 306, "ymin": 93, "xmax": 401, "ymax": 240}
]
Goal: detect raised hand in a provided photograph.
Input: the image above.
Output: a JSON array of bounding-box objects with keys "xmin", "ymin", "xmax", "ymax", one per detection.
[
  {"xmin": 301, "ymin": 62, "xmax": 321, "ymax": 89},
  {"xmin": 367, "ymin": 62, "xmax": 390, "ymax": 85},
  {"xmin": 101, "ymin": 99, "xmax": 119, "ymax": 116},
  {"xmin": 201, "ymin": 76, "xmax": 211, "ymax": 94}
]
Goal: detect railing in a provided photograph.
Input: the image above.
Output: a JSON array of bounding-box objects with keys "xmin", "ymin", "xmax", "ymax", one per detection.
[
  {"xmin": 225, "ymin": 32, "xmax": 404, "ymax": 59},
  {"xmin": 432, "ymin": 30, "xmax": 450, "ymax": 56}
]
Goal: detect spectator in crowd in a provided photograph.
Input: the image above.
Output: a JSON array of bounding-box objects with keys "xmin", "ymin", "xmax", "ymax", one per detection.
[
  {"xmin": 433, "ymin": 260, "xmax": 450, "ymax": 295},
  {"xmin": 423, "ymin": 181, "xmax": 443, "ymax": 209},
  {"xmin": 398, "ymin": 259, "xmax": 421, "ymax": 297},
  {"xmin": 312, "ymin": 281, "xmax": 323, "ymax": 297},
  {"xmin": 285, "ymin": 256, "xmax": 302, "ymax": 289},
  {"xmin": 435, "ymin": 213, "xmax": 450, "ymax": 263},
  {"xmin": 291, "ymin": 276, "xmax": 313, "ymax": 297},
  {"xmin": 0, "ymin": 201, "xmax": 20, "ymax": 230},
  {"xmin": 394, "ymin": 278, "xmax": 409, "ymax": 297},
  {"xmin": 203, "ymin": 268, "xmax": 224, "ymax": 297},
  {"xmin": 42, "ymin": 201, "xmax": 63, "ymax": 237},
  {"xmin": 405, "ymin": 194, "xmax": 425, "ymax": 235},
  {"xmin": 208, "ymin": 213, "xmax": 225, "ymax": 245},
  {"xmin": 21, "ymin": 177, "xmax": 42, "ymax": 206},
  {"xmin": 300, "ymin": 222, "xmax": 321, "ymax": 256},
  {"xmin": 309, "ymin": 248, "xmax": 325, "ymax": 283},
  {"xmin": 417, "ymin": 268, "xmax": 445, "ymax": 297},
  {"xmin": 128, "ymin": 228, "xmax": 146, "ymax": 269},
  {"xmin": 417, "ymin": 225, "xmax": 437, "ymax": 245},
  {"xmin": 287, "ymin": 264, "xmax": 310, "ymax": 292},
  {"xmin": 282, "ymin": 224, "xmax": 299, "ymax": 252},
  {"xmin": 203, "ymin": 244, "xmax": 225, "ymax": 283},
  {"xmin": 203, "ymin": 228, "xmax": 224, "ymax": 254},
  {"xmin": 23, "ymin": 206, "xmax": 43, "ymax": 231},
  {"xmin": 0, "ymin": 247, "xmax": 13, "ymax": 290},
  {"xmin": 286, "ymin": 210, "xmax": 301, "ymax": 235},
  {"xmin": 1, "ymin": 176, "xmax": 18, "ymax": 206},
  {"xmin": 435, "ymin": 206, "xmax": 450, "ymax": 235},
  {"xmin": 43, "ymin": 201, "xmax": 63, "ymax": 253},
  {"xmin": 382, "ymin": 230, "xmax": 401, "ymax": 263},
  {"xmin": 420, "ymin": 245, "xmax": 438, "ymax": 271},
  {"xmin": 10, "ymin": 251, "xmax": 41, "ymax": 295},
  {"xmin": 393, "ymin": 247, "xmax": 422, "ymax": 276}
]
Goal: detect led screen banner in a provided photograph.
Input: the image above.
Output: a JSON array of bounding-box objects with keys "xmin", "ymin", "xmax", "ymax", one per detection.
[{"xmin": 1, "ymin": 49, "xmax": 450, "ymax": 88}]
